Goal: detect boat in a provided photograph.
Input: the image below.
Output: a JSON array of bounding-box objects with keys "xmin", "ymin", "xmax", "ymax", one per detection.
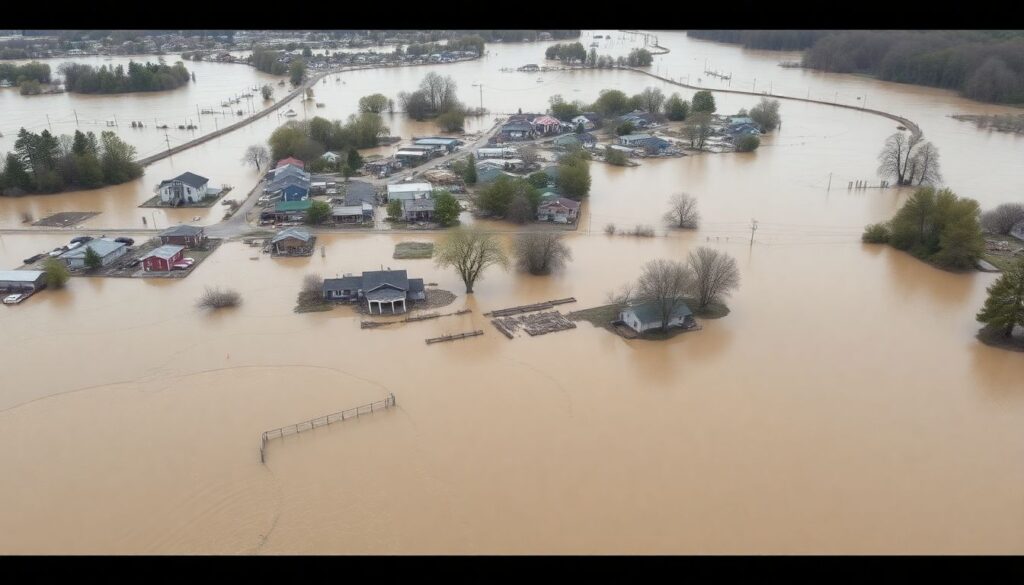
[
  {"xmin": 283, "ymin": 108, "xmax": 297, "ymax": 117},
  {"xmin": 536, "ymin": 78, "xmax": 544, "ymax": 83}
]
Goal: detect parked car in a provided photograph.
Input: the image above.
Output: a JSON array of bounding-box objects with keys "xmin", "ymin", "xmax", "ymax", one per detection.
[
  {"xmin": 114, "ymin": 237, "xmax": 135, "ymax": 246},
  {"xmin": 65, "ymin": 241, "xmax": 82, "ymax": 251},
  {"xmin": 171, "ymin": 262, "xmax": 191, "ymax": 270},
  {"xmin": 70, "ymin": 236, "xmax": 94, "ymax": 244},
  {"xmin": 3, "ymin": 294, "xmax": 24, "ymax": 305},
  {"xmin": 23, "ymin": 253, "xmax": 46, "ymax": 264},
  {"xmin": 47, "ymin": 247, "xmax": 66, "ymax": 257}
]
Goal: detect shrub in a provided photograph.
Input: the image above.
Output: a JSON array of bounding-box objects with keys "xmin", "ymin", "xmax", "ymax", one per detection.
[
  {"xmin": 862, "ymin": 223, "xmax": 891, "ymax": 243},
  {"xmin": 197, "ymin": 287, "xmax": 241, "ymax": 309},
  {"xmin": 42, "ymin": 257, "xmax": 69, "ymax": 288},
  {"xmin": 604, "ymin": 223, "xmax": 616, "ymax": 235},
  {"xmin": 735, "ymin": 135, "xmax": 760, "ymax": 152},
  {"xmin": 629, "ymin": 224, "xmax": 656, "ymax": 237}
]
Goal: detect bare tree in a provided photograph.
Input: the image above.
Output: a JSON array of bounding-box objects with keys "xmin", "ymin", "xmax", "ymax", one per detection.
[
  {"xmin": 633, "ymin": 259, "xmax": 695, "ymax": 331},
  {"xmin": 518, "ymin": 145, "xmax": 540, "ymax": 166},
  {"xmin": 197, "ymin": 287, "xmax": 241, "ymax": 310},
  {"xmin": 909, "ymin": 141, "xmax": 942, "ymax": 186},
  {"xmin": 687, "ymin": 247, "xmax": 740, "ymax": 308},
  {"xmin": 981, "ymin": 203, "xmax": 1024, "ymax": 235},
  {"xmin": 242, "ymin": 144, "xmax": 270, "ymax": 172},
  {"xmin": 635, "ymin": 87, "xmax": 665, "ymax": 114},
  {"xmin": 506, "ymin": 193, "xmax": 534, "ymax": 224},
  {"xmin": 513, "ymin": 232, "xmax": 572, "ymax": 275},
  {"xmin": 683, "ymin": 112, "xmax": 713, "ymax": 150},
  {"xmin": 877, "ymin": 131, "xmax": 923, "ymax": 185},
  {"xmin": 664, "ymin": 192, "xmax": 700, "ymax": 229},
  {"xmin": 435, "ymin": 227, "xmax": 509, "ymax": 293}
]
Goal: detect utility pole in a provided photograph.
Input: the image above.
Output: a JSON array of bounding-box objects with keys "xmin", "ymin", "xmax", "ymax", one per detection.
[
  {"xmin": 753, "ymin": 78, "xmax": 756, "ymax": 93},
  {"xmin": 164, "ymin": 130, "xmax": 171, "ymax": 152},
  {"xmin": 827, "ymin": 172, "xmax": 832, "ymax": 191},
  {"xmin": 74, "ymin": 109, "xmax": 79, "ymax": 126},
  {"xmin": 46, "ymin": 114, "xmax": 52, "ymax": 131},
  {"xmin": 472, "ymin": 83, "xmax": 483, "ymax": 113},
  {"xmin": 749, "ymin": 219, "xmax": 758, "ymax": 245}
]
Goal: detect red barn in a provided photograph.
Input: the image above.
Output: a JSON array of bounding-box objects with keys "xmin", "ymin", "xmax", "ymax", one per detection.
[{"xmin": 140, "ymin": 244, "xmax": 185, "ymax": 272}]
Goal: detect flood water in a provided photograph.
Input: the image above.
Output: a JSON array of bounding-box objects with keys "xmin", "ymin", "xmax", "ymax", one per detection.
[{"xmin": 1, "ymin": 31, "xmax": 1023, "ymax": 554}]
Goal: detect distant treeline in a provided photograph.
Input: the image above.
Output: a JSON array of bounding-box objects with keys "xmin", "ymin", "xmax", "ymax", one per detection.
[
  {"xmin": 251, "ymin": 48, "xmax": 288, "ymax": 75},
  {"xmin": 0, "ymin": 61, "xmax": 51, "ymax": 84},
  {"xmin": 0, "ymin": 128, "xmax": 143, "ymax": 195},
  {"xmin": 59, "ymin": 61, "xmax": 191, "ymax": 94},
  {"xmin": 687, "ymin": 30, "xmax": 1024, "ymax": 104}
]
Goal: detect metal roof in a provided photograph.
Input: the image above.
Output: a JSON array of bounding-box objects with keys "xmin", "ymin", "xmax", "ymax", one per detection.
[
  {"xmin": 363, "ymin": 270, "xmax": 409, "ymax": 292},
  {"xmin": 160, "ymin": 225, "xmax": 204, "ymax": 237},
  {"xmin": 414, "ymin": 138, "xmax": 460, "ymax": 146},
  {"xmin": 387, "ymin": 182, "xmax": 433, "ymax": 194},
  {"xmin": 60, "ymin": 238, "xmax": 126, "ymax": 259},
  {"xmin": 624, "ymin": 301, "xmax": 693, "ymax": 325},
  {"xmin": 0, "ymin": 270, "xmax": 44, "ymax": 283},
  {"xmin": 274, "ymin": 200, "xmax": 312, "ymax": 212},
  {"xmin": 160, "ymin": 171, "xmax": 208, "ymax": 189},
  {"xmin": 271, "ymin": 227, "xmax": 313, "ymax": 243},
  {"xmin": 139, "ymin": 245, "xmax": 185, "ymax": 261},
  {"xmin": 331, "ymin": 205, "xmax": 365, "ymax": 216}
]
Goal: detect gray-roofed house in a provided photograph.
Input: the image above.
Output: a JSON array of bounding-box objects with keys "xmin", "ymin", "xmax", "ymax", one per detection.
[
  {"xmin": 159, "ymin": 225, "xmax": 206, "ymax": 248},
  {"xmin": 618, "ymin": 301, "xmax": 696, "ymax": 334},
  {"xmin": 322, "ymin": 269, "xmax": 426, "ymax": 314},
  {"xmin": 157, "ymin": 172, "xmax": 210, "ymax": 205},
  {"xmin": 343, "ymin": 180, "xmax": 378, "ymax": 206},
  {"xmin": 270, "ymin": 227, "xmax": 315, "ymax": 255},
  {"xmin": 402, "ymin": 198, "xmax": 435, "ymax": 221},
  {"xmin": 0, "ymin": 270, "xmax": 46, "ymax": 294},
  {"xmin": 332, "ymin": 202, "xmax": 374, "ymax": 224},
  {"xmin": 60, "ymin": 238, "xmax": 127, "ymax": 269}
]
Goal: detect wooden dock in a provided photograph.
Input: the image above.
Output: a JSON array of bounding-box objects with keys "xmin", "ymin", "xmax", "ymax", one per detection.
[
  {"xmin": 425, "ymin": 330, "xmax": 483, "ymax": 344},
  {"xmin": 491, "ymin": 311, "xmax": 577, "ymax": 339},
  {"xmin": 484, "ymin": 297, "xmax": 577, "ymax": 317},
  {"xmin": 259, "ymin": 393, "xmax": 396, "ymax": 464}
]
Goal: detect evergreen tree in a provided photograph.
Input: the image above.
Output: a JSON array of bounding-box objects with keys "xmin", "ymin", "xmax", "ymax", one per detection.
[
  {"xmin": 464, "ymin": 153, "xmax": 477, "ymax": 185},
  {"xmin": 84, "ymin": 247, "xmax": 102, "ymax": 271},
  {"xmin": 976, "ymin": 257, "xmax": 1024, "ymax": 337}
]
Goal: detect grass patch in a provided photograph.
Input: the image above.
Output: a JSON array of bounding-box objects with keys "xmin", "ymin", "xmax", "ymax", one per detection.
[
  {"xmin": 567, "ymin": 302, "xmax": 624, "ymax": 328},
  {"xmin": 977, "ymin": 324, "xmax": 1024, "ymax": 352},
  {"xmin": 685, "ymin": 297, "xmax": 730, "ymax": 319},
  {"xmin": 394, "ymin": 241, "xmax": 435, "ymax": 259}
]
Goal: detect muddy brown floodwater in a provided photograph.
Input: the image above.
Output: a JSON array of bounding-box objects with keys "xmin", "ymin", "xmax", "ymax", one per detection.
[{"xmin": 1, "ymin": 31, "xmax": 1023, "ymax": 554}]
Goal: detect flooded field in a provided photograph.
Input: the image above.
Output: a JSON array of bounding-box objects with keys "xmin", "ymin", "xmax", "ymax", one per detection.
[{"xmin": 1, "ymin": 31, "xmax": 1023, "ymax": 554}]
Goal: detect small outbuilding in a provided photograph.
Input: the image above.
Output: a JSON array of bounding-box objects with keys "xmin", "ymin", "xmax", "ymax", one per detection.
[
  {"xmin": 139, "ymin": 245, "xmax": 185, "ymax": 272},
  {"xmin": 0, "ymin": 270, "xmax": 46, "ymax": 293}
]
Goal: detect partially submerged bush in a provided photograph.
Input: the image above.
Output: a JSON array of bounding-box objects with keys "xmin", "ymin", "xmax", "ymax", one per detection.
[
  {"xmin": 604, "ymin": 223, "xmax": 616, "ymax": 235},
  {"xmin": 735, "ymin": 135, "xmax": 760, "ymax": 152},
  {"xmin": 629, "ymin": 224, "xmax": 656, "ymax": 237},
  {"xmin": 862, "ymin": 223, "xmax": 891, "ymax": 243},
  {"xmin": 197, "ymin": 286, "xmax": 241, "ymax": 309}
]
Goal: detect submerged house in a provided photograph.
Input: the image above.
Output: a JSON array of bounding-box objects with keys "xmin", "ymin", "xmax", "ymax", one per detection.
[
  {"xmin": 386, "ymin": 182, "xmax": 433, "ymax": 202},
  {"xmin": 536, "ymin": 195, "xmax": 580, "ymax": 224},
  {"xmin": 157, "ymin": 172, "xmax": 213, "ymax": 205},
  {"xmin": 0, "ymin": 270, "xmax": 46, "ymax": 294},
  {"xmin": 322, "ymin": 269, "xmax": 426, "ymax": 314},
  {"xmin": 139, "ymin": 245, "xmax": 185, "ymax": 272},
  {"xmin": 60, "ymin": 238, "xmax": 127, "ymax": 269},
  {"xmin": 618, "ymin": 301, "xmax": 696, "ymax": 334},
  {"xmin": 331, "ymin": 202, "xmax": 374, "ymax": 224},
  {"xmin": 270, "ymin": 227, "xmax": 315, "ymax": 255},
  {"xmin": 159, "ymin": 225, "xmax": 205, "ymax": 248},
  {"xmin": 498, "ymin": 121, "xmax": 536, "ymax": 141}
]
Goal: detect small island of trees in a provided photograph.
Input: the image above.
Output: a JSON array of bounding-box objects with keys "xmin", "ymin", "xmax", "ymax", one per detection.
[
  {"xmin": 59, "ymin": 60, "xmax": 191, "ymax": 94},
  {"xmin": 0, "ymin": 128, "xmax": 143, "ymax": 195}
]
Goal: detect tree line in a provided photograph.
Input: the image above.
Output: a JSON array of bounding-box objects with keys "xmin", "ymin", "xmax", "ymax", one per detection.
[
  {"xmin": 398, "ymin": 72, "xmax": 468, "ymax": 131},
  {"xmin": 58, "ymin": 60, "xmax": 191, "ymax": 94},
  {"xmin": 0, "ymin": 61, "xmax": 51, "ymax": 84},
  {"xmin": 251, "ymin": 48, "xmax": 289, "ymax": 75},
  {"xmin": 689, "ymin": 30, "xmax": 1024, "ymax": 104},
  {"xmin": 547, "ymin": 45, "xmax": 653, "ymax": 68},
  {"xmin": 266, "ymin": 112, "xmax": 388, "ymax": 165},
  {"xmin": 0, "ymin": 128, "xmax": 143, "ymax": 195},
  {"xmin": 404, "ymin": 35, "xmax": 485, "ymax": 57}
]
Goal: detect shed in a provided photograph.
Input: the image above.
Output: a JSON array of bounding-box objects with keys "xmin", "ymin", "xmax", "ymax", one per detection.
[
  {"xmin": 139, "ymin": 244, "xmax": 185, "ymax": 272},
  {"xmin": 0, "ymin": 270, "xmax": 46, "ymax": 293}
]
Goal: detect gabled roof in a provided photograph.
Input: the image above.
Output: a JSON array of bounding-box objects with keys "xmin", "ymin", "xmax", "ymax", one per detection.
[
  {"xmin": 60, "ymin": 238, "xmax": 126, "ymax": 259},
  {"xmin": 625, "ymin": 300, "xmax": 693, "ymax": 325},
  {"xmin": 363, "ymin": 269, "xmax": 409, "ymax": 292},
  {"xmin": 0, "ymin": 270, "xmax": 44, "ymax": 283},
  {"xmin": 532, "ymin": 115, "xmax": 560, "ymax": 126},
  {"xmin": 276, "ymin": 157, "xmax": 305, "ymax": 168},
  {"xmin": 539, "ymin": 195, "xmax": 581, "ymax": 211},
  {"xmin": 344, "ymin": 180, "xmax": 377, "ymax": 206},
  {"xmin": 160, "ymin": 225, "xmax": 204, "ymax": 237},
  {"xmin": 332, "ymin": 205, "xmax": 366, "ymax": 216},
  {"xmin": 501, "ymin": 122, "xmax": 534, "ymax": 132},
  {"xmin": 323, "ymin": 275, "xmax": 362, "ymax": 293},
  {"xmin": 139, "ymin": 244, "xmax": 185, "ymax": 261},
  {"xmin": 160, "ymin": 172, "xmax": 209, "ymax": 189},
  {"xmin": 271, "ymin": 227, "xmax": 313, "ymax": 243}
]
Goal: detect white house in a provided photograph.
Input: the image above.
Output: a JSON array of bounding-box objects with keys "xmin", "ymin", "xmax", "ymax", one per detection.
[
  {"xmin": 571, "ymin": 115, "xmax": 595, "ymax": 130},
  {"xmin": 618, "ymin": 133, "xmax": 654, "ymax": 147},
  {"xmin": 618, "ymin": 301, "xmax": 696, "ymax": 334},
  {"xmin": 157, "ymin": 172, "xmax": 211, "ymax": 204},
  {"xmin": 386, "ymin": 182, "xmax": 433, "ymax": 202}
]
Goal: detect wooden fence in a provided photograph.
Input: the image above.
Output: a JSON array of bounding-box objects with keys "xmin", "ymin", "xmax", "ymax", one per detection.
[{"xmin": 259, "ymin": 393, "xmax": 396, "ymax": 464}]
